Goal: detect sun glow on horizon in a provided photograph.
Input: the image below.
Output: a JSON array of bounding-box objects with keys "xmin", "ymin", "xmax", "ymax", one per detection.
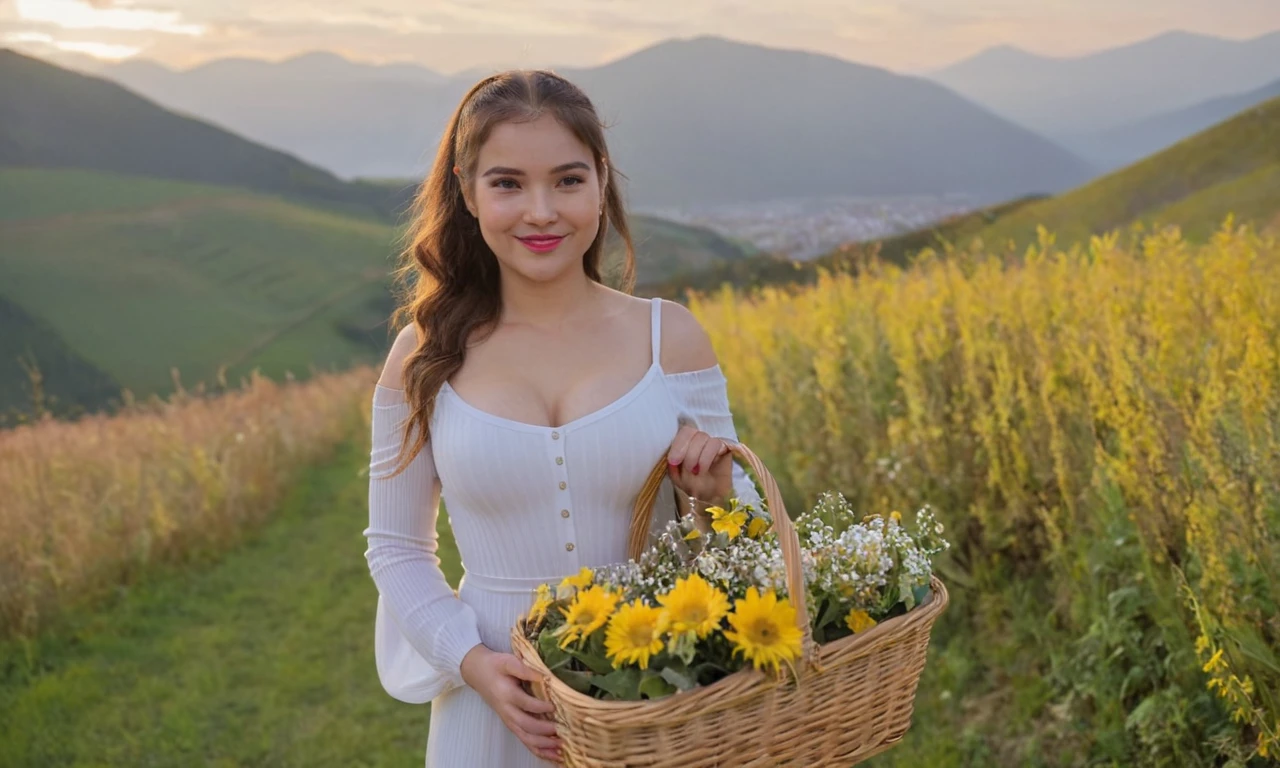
[{"xmin": 15, "ymin": 0, "xmax": 205, "ymax": 36}]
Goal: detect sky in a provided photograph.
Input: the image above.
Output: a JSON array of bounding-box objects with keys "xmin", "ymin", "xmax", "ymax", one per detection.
[{"xmin": 3, "ymin": 0, "xmax": 1280, "ymax": 75}]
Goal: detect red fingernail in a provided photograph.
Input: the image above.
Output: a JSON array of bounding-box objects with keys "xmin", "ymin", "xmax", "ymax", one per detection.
[{"xmin": 692, "ymin": 464, "xmax": 700, "ymax": 475}]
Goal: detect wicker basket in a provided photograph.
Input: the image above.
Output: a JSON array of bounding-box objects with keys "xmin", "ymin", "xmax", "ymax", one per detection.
[{"xmin": 511, "ymin": 442, "xmax": 949, "ymax": 767}]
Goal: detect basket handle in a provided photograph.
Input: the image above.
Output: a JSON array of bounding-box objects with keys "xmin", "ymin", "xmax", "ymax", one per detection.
[{"xmin": 627, "ymin": 442, "xmax": 815, "ymax": 657}]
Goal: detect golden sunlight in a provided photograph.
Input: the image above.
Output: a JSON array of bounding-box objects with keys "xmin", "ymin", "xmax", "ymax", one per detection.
[
  {"xmin": 54, "ymin": 39, "xmax": 142, "ymax": 59},
  {"xmin": 15, "ymin": 0, "xmax": 204, "ymax": 35}
]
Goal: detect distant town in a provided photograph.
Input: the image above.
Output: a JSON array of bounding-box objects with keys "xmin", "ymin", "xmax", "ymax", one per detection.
[{"xmin": 638, "ymin": 194, "xmax": 981, "ymax": 260}]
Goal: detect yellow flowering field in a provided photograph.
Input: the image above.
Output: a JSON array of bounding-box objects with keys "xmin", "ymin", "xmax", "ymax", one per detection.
[
  {"xmin": 692, "ymin": 219, "xmax": 1280, "ymax": 762},
  {"xmin": 0, "ymin": 367, "xmax": 374, "ymax": 639}
]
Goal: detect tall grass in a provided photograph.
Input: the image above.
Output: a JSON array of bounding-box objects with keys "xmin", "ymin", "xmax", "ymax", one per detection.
[
  {"xmin": 693, "ymin": 219, "xmax": 1280, "ymax": 763},
  {"xmin": 0, "ymin": 367, "xmax": 374, "ymax": 639}
]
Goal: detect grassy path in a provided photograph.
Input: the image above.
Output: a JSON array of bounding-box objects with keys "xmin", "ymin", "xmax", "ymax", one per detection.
[
  {"xmin": 0, "ymin": 437, "xmax": 461, "ymax": 767},
  {"xmin": 0, "ymin": 433, "xmax": 972, "ymax": 767}
]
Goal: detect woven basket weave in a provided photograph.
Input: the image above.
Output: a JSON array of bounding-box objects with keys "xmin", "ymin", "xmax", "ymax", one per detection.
[{"xmin": 511, "ymin": 442, "xmax": 949, "ymax": 767}]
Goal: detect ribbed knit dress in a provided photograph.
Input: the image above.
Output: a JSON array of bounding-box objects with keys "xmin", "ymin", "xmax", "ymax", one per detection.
[{"xmin": 364, "ymin": 297, "xmax": 763, "ymax": 767}]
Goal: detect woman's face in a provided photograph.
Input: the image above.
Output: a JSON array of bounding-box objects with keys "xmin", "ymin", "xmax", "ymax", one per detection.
[{"xmin": 466, "ymin": 113, "xmax": 605, "ymax": 285}]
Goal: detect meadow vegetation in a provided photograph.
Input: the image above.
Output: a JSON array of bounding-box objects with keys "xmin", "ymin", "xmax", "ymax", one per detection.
[
  {"xmin": 0, "ymin": 367, "xmax": 374, "ymax": 639},
  {"xmin": 5, "ymin": 217, "xmax": 1279, "ymax": 766},
  {"xmin": 694, "ymin": 220, "xmax": 1280, "ymax": 764}
]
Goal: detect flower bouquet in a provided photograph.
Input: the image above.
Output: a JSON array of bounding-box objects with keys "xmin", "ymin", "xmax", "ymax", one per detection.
[{"xmin": 511, "ymin": 443, "xmax": 950, "ymax": 767}]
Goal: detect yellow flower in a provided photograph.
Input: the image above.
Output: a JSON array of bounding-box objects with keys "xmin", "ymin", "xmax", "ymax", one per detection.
[
  {"xmin": 605, "ymin": 599, "xmax": 669, "ymax": 669},
  {"xmin": 527, "ymin": 583, "xmax": 553, "ymax": 624},
  {"xmin": 555, "ymin": 585, "xmax": 620, "ymax": 649},
  {"xmin": 560, "ymin": 567, "xmax": 594, "ymax": 591},
  {"xmin": 723, "ymin": 587, "xmax": 804, "ymax": 674},
  {"xmin": 1202, "ymin": 648, "xmax": 1226, "ymax": 674},
  {"xmin": 889, "ymin": 510, "xmax": 902, "ymax": 523},
  {"xmin": 709, "ymin": 505, "xmax": 748, "ymax": 539},
  {"xmin": 845, "ymin": 608, "xmax": 877, "ymax": 634},
  {"xmin": 657, "ymin": 573, "xmax": 730, "ymax": 639},
  {"xmin": 683, "ymin": 528, "xmax": 702, "ymax": 540},
  {"xmin": 746, "ymin": 517, "xmax": 769, "ymax": 539}
]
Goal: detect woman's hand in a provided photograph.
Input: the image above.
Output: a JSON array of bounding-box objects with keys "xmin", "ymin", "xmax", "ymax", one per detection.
[
  {"xmin": 667, "ymin": 424, "xmax": 734, "ymax": 507},
  {"xmin": 460, "ymin": 645, "xmax": 562, "ymax": 764}
]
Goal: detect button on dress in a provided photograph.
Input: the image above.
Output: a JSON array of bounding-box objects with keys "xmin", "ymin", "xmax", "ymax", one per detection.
[{"xmin": 364, "ymin": 297, "xmax": 763, "ymax": 767}]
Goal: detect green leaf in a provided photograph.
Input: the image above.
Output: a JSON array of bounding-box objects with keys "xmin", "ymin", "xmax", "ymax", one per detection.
[
  {"xmin": 912, "ymin": 584, "xmax": 931, "ymax": 609},
  {"xmin": 898, "ymin": 574, "xmax": 916, "ymax": 610},
  {"xmin": 815, "ymin": 596, "xmax": 847, "ymax": 632},
  {"xmin": 566, "ymin": 645, "xmax": 615, "ymax": 675},
  {"xmin": 659, "ymin": 661, "xmax": 697, "ymax": 691},
  {"xmin": 639, "ymin": 671, "xmax": 677, "ymax": 699},
  {"xmin": 537, "ymin": 632, "xmax": 572, "ymax": 671},
  {"xmin": 554, "ymin": 668, "xmax": 594, "ymax": 694},
  {"xmin": 668, "ymin": 631, "xmax": 698, "ymax": 666},
  {"xmin": 592, "ymin": 668, "xmax": 642, "ymax": 700}
]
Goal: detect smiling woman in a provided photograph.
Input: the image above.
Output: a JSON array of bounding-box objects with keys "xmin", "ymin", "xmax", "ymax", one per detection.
[
  {"xmin": 467, "ymin": 122, "xmax": 605, "ymax": 270},
  {"xmin": 362, "ymin": 70, "xmax": 763, "ymax": 767}
]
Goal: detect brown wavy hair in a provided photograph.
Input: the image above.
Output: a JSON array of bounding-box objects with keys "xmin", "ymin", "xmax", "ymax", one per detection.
[{"xmin": 385, "ymin": 70, "xmax": 635, "ymax": 477}]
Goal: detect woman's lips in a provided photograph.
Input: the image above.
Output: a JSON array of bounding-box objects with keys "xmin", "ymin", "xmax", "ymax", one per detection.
[{"xmin": 516, "ymin": 234, "xmax": 565, "ymax": 253}]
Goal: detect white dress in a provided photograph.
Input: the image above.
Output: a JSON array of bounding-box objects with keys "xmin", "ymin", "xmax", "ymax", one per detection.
[{"xmin": 364, "ymin": 296, "xmax": 763, "ymax": 767}]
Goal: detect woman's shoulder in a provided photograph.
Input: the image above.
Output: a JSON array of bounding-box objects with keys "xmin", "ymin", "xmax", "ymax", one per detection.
[
  {"xmin": 376, "ymin": 324, "xmax": 421, "ymax": 390},
  {"xmin": 600, "ymin": 289, "xmax": 717, "ymax": 374},
  {"xmin": 655, "ymin": 298, "xmax": 718, "ymax": 375}
]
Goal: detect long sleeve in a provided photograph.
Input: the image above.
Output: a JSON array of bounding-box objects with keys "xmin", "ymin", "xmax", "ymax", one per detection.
[
  {"xmin": 363, "ymin": 384, "xmax": 482, "ymax": 694},
  {"xmin": 663, "ymin": 365, "xmax": 766, "ymax": 513}
]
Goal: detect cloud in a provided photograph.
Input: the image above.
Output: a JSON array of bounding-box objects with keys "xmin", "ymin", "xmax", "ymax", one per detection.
[
  {"xmin": 6, "ymin": 0, "xmax": 1279, "ymax": 72},
  {"xmin": 14, "ymin": 0, "xmax": 204, "ymax": 35}
]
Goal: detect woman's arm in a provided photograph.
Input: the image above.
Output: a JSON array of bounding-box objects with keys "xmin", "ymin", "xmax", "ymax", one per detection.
[
  {"xmin": 363, "ymin": 327, "xmax": 483, "ymax": 690},
  {"xmin": 365, "ymin": 327, "xmax": 561, "ymax": 762},
  {"xmin": 659, "ymin": 301, "xmax": 765, "ymax": 513}
]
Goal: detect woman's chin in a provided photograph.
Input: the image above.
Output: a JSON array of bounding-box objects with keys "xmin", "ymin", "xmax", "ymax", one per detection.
[{"xmin": 510, "ymin": 254, "xmax": 584, "ymax": 283}]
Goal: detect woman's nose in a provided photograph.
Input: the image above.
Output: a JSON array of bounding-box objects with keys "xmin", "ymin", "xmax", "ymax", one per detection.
[{"xmin": 523, "ymin": 188, "xmax": 557, "ymax": 226}]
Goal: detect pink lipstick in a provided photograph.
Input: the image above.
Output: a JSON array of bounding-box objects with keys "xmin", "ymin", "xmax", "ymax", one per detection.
[{"xmin": 517, "ymin": 234, "xmax": 565, "ymax": 253}]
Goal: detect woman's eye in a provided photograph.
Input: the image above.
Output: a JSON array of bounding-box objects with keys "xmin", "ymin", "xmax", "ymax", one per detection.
[
  {"xmin": 560, "ymin": 175, "xmax": 585, "ymax": 187},
  {"xmin": 493, "ymin": 178, "xmax": 519, "ymax": 190}
]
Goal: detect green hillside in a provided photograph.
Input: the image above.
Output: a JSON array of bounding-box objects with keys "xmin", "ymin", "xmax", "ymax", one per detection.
[
  {"xmin": 611, "ymin": 212, "xmax": 758, "ymax": 287},
  {"xmin": 0, "ymin": 49, "xmax": 402, "ymax": 221},
  {"xmin": 973, "ymin": 94, "xmax": 1280, "ymax": 247},
  {"xmin": 0, "ymin": 293, "xmax": 121, "ymax": 424},
  {"xmin": 0, "ymin": 169, "xmax": 755, "ymax": 417},
  {"xmin": 0, "ymin": 169, "xmax": 398, "ymax": 411}
]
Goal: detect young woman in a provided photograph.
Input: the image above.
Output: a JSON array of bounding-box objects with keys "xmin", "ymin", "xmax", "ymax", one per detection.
[{"xmin": 363, "ymin": 70, "xmax": 762, "ymax": 767}]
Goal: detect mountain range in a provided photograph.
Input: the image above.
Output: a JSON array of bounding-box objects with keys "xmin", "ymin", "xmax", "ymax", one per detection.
[
  {"xmin": 0, "ymin": 51, "xmax": 758, "ymax": 419},
  {"xmin": 931, "ymin": 30, "xmax": 1280, "ymax": 168},
  {"xmin": 640, "ymin": 92, "xmax": 1280, "ymax": 299},
  {"xmin": 0, "ymin": 49, "xmax": 402, "ymax": 220},
  {"xmin": 91, "ymin": 36, "xmax": 1094, "ymax": 207},
  {"xmin": 1085, "ymin": 77, "xmax": 1280, "ymax": 169}
]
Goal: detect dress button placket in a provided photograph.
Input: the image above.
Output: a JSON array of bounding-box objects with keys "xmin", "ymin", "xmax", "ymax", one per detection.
[{"xmin": 552, "ymin": 427, "xmax": 576, "ymax": 560}]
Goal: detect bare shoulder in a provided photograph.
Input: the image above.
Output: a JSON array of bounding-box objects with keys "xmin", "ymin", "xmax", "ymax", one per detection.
[
  {"xmin": 656, "ymin": 298, "xmax": 718, "ymax": 374},
  {"xmin": 376, "ymin": 323, "xmax": 422, "ymax": 389}
]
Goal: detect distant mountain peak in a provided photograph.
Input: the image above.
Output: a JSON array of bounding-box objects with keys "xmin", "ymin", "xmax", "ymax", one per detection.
[
  {"xmin": 974, "ymin": 43, "xmax": 1040, "ymax": 61},
  {"xmin": 602, "ymin": 33, "xmax": 886, "ymax": 77},
  {"xmin": 279, "ymin": 50, "xmax": 353, "ymax": 66},
  {"xmin": 930, "ymin": 43, "xmax": 1049, "ymax": 76}
]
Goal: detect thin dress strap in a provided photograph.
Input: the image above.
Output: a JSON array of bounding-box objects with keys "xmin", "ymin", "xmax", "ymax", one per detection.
[{"xmin": 650, "ymin": 297, "xmax": 662, "ymax": 369}]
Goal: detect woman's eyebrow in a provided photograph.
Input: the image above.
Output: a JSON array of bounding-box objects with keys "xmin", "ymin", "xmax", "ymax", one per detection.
[{"xmin": 481, "ymin": 161, "xmax": 591, "ymax": 177}]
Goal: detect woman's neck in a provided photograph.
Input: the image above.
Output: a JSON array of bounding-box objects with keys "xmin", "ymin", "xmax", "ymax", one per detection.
[{"xmin": 498, "ymin": 271, "xmax": 604, "ymax": 331}]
